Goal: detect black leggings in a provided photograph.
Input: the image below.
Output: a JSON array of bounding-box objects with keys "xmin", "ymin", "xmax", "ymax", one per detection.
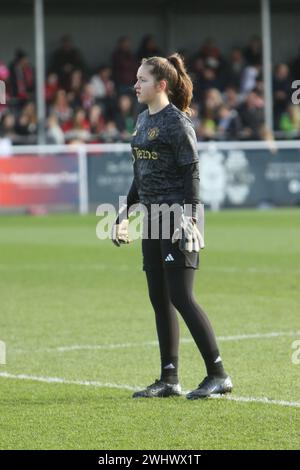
[{"xmin": 145, "ymin": 268, "xmax": 223, "ymax": 378}]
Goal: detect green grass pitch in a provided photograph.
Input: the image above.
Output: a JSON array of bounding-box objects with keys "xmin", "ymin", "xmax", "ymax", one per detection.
[{"xmin": 0, "ymin": 208, "xmax": 299, "ymax": 450}]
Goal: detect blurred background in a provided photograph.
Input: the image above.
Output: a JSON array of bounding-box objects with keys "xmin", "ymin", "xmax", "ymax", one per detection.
[{"xmin": 0, "ymin": 0, "xmax": 300, "ymax": 213}]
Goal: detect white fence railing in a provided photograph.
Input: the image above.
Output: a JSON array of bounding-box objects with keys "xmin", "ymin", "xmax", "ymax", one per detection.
[{"xmin": 3, "ymin": 140, "xmax": 300, "ymax": 155}]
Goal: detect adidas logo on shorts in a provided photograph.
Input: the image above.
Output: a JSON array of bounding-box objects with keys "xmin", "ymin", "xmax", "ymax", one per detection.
[{"xmin": 165, "ymin": 254, "xmax": 174, "ymax": 262}]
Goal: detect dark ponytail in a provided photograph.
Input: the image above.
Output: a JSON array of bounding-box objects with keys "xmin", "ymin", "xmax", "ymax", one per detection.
[
  {"xmin": 165, "ymin": 54, "xmax": 193, "ymax": 115},
  {"xmin": 141, "ymin": 53, "xmax": 193, "ymax": 115}
]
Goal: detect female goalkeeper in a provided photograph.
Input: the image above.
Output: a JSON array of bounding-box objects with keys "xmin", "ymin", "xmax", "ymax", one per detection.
[{"xmin": 111, "ymin": 53, "xmax": 232, "ymax": 399}]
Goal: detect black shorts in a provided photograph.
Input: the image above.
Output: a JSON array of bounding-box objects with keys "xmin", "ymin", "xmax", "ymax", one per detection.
[
  {"xmin": 142, "ymin": 237, "xmax": 199, "ymax": 271},
  {"xmin": 141, "ymin": 209, "xmax": 199, "ymax": 271}
]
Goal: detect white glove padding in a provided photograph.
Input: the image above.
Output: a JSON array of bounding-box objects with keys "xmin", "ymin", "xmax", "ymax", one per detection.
[
  {"xmin": 111, "ymin": 219, "xmax": 131, "ymax": 247},
  {"xmin": 171, "ymin": 215, "xmax": 205, "ymax": 253}
]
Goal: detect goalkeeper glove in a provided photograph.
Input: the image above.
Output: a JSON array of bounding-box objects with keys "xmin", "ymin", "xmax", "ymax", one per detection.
[
  {"xmin": 111, "ymin": 218, "xmax": 131, "ymax": 247},
  {"xmin": 171, "ymin": 215, "xmax": 205, "ymax": 253}
]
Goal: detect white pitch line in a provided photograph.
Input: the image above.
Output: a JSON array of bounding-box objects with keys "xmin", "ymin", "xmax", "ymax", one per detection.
[
  {"xmin": 13, "ymin": 330, "xmax": 300, "ymax": 353},
  {"xmin": 0, "ymin": 372, "xmax": 299, "ymax": 409},
  {"xmin": 217, "ymin": 331, "xmax": 300, "ymax": 342},
  {"xmin": 0, "ymin": 372, "xmax": 139, "ymax": 391},
  {"xmin": 204, "ymin": 266, "xmax": 300, "ymax": 274},
  {"xmin": 221, "ymin": 395, "xmax": 300, "ymax": 408},
  {"xmin": 54, "ymin": 341, "xmax": 159, "ymax": 352}
]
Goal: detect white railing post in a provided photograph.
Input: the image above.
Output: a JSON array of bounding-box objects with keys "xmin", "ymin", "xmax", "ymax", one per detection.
[
  {"xmin": 34, "ymin": 0, "xmax": 46, "ymax": 145},
  {"xmin": 78, "ymin": 145, "xmax": 89, "ymax": 215},
  {"xmin": 261, "ymin": 0, "xmax": 274, "ymax": 136}
]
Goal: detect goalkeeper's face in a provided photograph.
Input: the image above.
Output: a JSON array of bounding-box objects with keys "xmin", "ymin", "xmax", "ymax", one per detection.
[{"xmin": 134, "ymin": 64, "xmax": 167, "ymax": 105}]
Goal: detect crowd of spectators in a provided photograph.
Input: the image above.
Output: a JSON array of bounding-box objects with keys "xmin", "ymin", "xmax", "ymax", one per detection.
[{"xmin": 1, "ymin": 34, "xmax": 300, "ymax": 146}]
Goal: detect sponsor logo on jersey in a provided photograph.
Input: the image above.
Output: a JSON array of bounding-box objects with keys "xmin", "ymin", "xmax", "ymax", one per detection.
[{"xmin": 132, "ymin": 147, "xmax": 159, "ymax": 162}]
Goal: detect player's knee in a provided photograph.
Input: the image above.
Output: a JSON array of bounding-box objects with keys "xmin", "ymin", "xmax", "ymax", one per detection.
[
  {"xmin": 148, "ymin": 289, "xmax": 165, "ymax": 311},
  {"xmin": 169, "ymin": 290, "xmax": 191, "ymax": 313}
]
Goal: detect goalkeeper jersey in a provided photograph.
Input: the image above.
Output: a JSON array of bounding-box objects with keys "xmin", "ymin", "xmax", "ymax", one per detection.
[{"xmin": 130, "ymin": 102, "xmax": 199, "ymax": 206}]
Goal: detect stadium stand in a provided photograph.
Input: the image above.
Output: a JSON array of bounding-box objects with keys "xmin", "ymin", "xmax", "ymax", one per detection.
[{"xmin": 0, "ymin": 34, "xmax": 300, "ymax": 146}]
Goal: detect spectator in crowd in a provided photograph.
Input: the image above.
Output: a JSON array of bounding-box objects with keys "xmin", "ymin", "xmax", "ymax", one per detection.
[
  {"xmin": 202, "ymin": 88, "xmax": 224, "ymax": 119},
  {"xmin": 194, "ymin": 66, "xmax": 224, "ymax": 100},
  {"xmin": 64, "ymin": 108, "xmax": 90, "ymax": 143},
  {"xmin": 137, "ymin": 35, "xmax": 163, "ymax": 62},
  {"xmin": 238, "ymin": 90, "xmax": 264, "ymax": 139},
  {"xmin": 243, "ymin": 36, "xmax": 262, "ymax": 66},
  {"xmin": 279, "ymin": 104, "xmax": 300, "ymax": 137},
  {"xmin": 0, "ymin": 62, "xmax": 11, "ymax": 116},
  {"xmin": 100, "ymin": 120, "xmax": 120, "ymax": 143},
  {"xmin": 223, "ymin": 47, "xmax": 245, "ymax": 90},
  {"xmin": 49, "ymin": 35, "xmax": 85, "ymax": 88},
  {"xmin": 90, "ymin": 65, "xmax": 115, "ymax": 100},
  {"xmin": 290, "ymin": 48, "xmax": 300, "ymax": 80},
  {"xmin": 240, "ymin": 63, "xmax": 261, "ymax": 96},
  {"xmin": 222, "ymin": 85, "xmax": 242, "ymax": 110},
  {"xmin": 193, "ymin": 38, "xmax": 225, "ymax": 82},
  {"xmin": 9, "ymin": 49, "xmax": 34, "ymax": 105},
  {"xmin": 198, "ymin": 88, "xmax": 224, "ymax": 141},
  {"xmin": 190, "ymin": 101, "xmax": 202, "ymax": 140},
  {"xmin": 88, "ymin": 104, "xmax": 106, "ymax": 140},
  {"xmin": 273, "ymin": 63, "xmax": 292, "ymax": 130},
  {"xmin": 114, "ymin": 94, "xmax": 136, "ymax": 141},
  {"xmin": 81, "ymin": 83, "xmax": 96, "ymax": 112},
  {"xmin": 196, "ymin": 37, "xmax": 222, "ymax": 63},
  {"xmin": 0, "ymin": 112, "xmax": 18, "ymax": 144},
  {"xmin": 0, "ymin": 61, "xmax": 10, "ymax": 86},
  {"xmin": 2, "ymin": 34, "xmax": 299, "ymax": 144},
  {"xmin": 15, "ymin": 101, "xmax": 37, "ymax": 143},
  {"xmin": 50, "ymin": 89, "xmax": 73, "ymax": 125},
  {"xmin": 67, "ymin": 69, "xmax": 85, "ymax": 108},
  {"xmin": 254, "ymin": 75, "xmax": 264, "ymax": 98},
  {"xmin": 216, "ymin": 104, "xmax": 243, "ymax": 140},
  {"xmin": 189, "ymin": 56, "xmax": 205, "ymax": 80},
  {"xmin": 198, "ymin": 109, "xmax": 217, "ymax": 140},
  {"xmin": 90, "ymin": 65, "xmax": 116, "ymax": 117},
  {"xmin": 46, "ymin": 113, "xmax": 65, "ymax": 144},
  {"xmin": 45, "ymin": 72, "xmax": 59, "ymax": 105},
  {"xmin": 112, "ymin": 36, "xmax": 138, "ymax": 94}
]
